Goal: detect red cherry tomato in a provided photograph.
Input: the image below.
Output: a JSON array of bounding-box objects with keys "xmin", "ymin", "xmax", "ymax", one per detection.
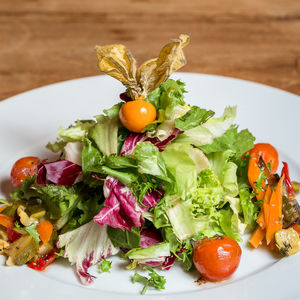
[
  {"xmin": 193, "ymin": 236, "xmax": 241, "ymax": 282},
  {"xmin": 119, "ymin": 100, "xmax": 156, "ymax": 133},
  {"xmin": 10, "ymin": 156, "xmax": 39, "ymax": 188}
]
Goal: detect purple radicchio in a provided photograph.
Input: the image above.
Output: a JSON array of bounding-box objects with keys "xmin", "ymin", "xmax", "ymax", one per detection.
[
  {"xmin": 120, "ymin": 133, "xmax": 146, "ymax": 156},
  {"xmin": 57, "ymin": 221, "xmax": 119, "ymax": 285},
  {"xmin": 130, "ymin": 227, "xmax": 176, "ymax": 270},
  {"xmin": 37, "ymin": 160, "xmax": 82, "ymax": 187},
  {"xmin": 120, "ymin": 128, "xmax": 183, "ymax": 156},
  {"xmin": 93, "ymin": 176, "xmax": 163, "ymax": 231},
  {"xmin": 145, "ymin": 128, "xmax": 183, "ymax": 152}
]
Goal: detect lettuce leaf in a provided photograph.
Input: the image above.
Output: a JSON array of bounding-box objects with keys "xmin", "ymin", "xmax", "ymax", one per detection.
[
  {"xmin": 239, "ymin": 188, "xmax": 260, "ymax": 229},
  {"xmin": 174, "ymin": 106, "xmax": 236, "ymax": 147},
  {"xmin": 89, "ymin": 116, "xmax": 119, "ymax": 156},
  {"xmin": 46, "ymin": 120, "xmax": 95, "ymax": 153},
  {"xmin": 146, "ymin": 79, "xmax": 186, "ymax": 111},
  {"xmin": 207, "ymin": 150, "xmax": 239, "ymax": 197},
  {"xmin": 133, "ymin": 142, "xmax": 170, "ymax": 182},
  {"xmin": 174, "ymin": 106, "xmax": 215, "ymax": 130},
  {"xmin": 126, "ymin": 242, "xmax": 170, "ymax": 267},
  {"xmin": 57, "ymin": 221, "xmax": 119, "ymax": 285},
  {"xmin": 107, "ymin": 226, "xmax": 141, "ymax": 249},
  {"xmin": 161, "ymin": 143, "xmax": 198, "ymax": 197},
  {"xmin": 199, "ymin": 125, "xmax": 255, "ymax": 159}
]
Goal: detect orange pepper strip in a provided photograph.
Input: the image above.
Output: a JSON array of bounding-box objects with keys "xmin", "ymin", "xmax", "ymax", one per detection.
[
  {"xmin": 263, "ymin": 186, "xmax": 272, "ymax": 228},
  {"xmin": 256, "ymin": 185, "xmax": 272, "ymax": 229},
  {"xmin": 249, "ymin": 226, "xmax": 265, "ymax": 248},
  {"xmin": 266, "ymin": 176, "xmax": 284, "ymax": 245},
  {"xmin": 37, "ymin": 220, "xmax": 53, "ymax": 244},
  {"xmin": 0, "ymin": 206, "xmax": 7, "ymax": 213},
  {"xmin": 0, "ymin": 213, "xmax": 15, "ymax": 228},
  {"xmin": 256, "ymin": 207, "xmax": 265, "ymax": 229}
]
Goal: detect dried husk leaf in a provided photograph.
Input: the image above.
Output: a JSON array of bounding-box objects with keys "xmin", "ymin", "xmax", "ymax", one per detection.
[
  {"xmin": 137, "ymin": 34, "xmax": 190, "ymax": 97},
  {"xmin": 95, "ymin": 34, "xmax": 190, "ymax": 100},
  {"xmin": 95, "ymin": 44, "xmax": 139, "ymax": 99}
]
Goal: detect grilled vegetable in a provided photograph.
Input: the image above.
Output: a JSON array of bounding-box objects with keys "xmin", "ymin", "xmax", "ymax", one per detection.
[
  {"xmin": 5, "ymin": 235, "xmax": 38, "ymax": 266},
  {"xmin": 275, "ymin": 228, "xmax": 300, "ymax": 256},
  {"xmin": 282, "ymin": 195, "xmax": 300, "ymax": 228}
]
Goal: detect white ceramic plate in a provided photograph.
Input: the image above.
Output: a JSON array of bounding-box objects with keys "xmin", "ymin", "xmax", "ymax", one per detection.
[{"xmin": 1, "ymin": 73, "xmax": 300, "ymax": 300}]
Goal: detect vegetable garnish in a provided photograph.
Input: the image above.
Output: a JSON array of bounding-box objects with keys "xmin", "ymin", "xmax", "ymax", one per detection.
[
  {"xmin": 1, "ymin": 34, "xmax": 299, "ymax": 294},
  {"xmin": 98, "ymin": 259, "xmax": 112, "ymax": 273},
  {"xmin": 132, "ymin": 266, "xmax": 166, "ymax": 295}
]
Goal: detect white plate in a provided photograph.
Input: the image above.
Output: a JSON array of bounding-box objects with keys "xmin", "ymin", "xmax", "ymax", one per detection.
[{"xmin": 0, "ymin": 73, "xmax": 300, "ymax": 300}]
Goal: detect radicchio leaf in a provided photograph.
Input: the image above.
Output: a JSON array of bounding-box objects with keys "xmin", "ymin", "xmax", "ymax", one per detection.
[
  {"xmin": 140, "ymin": 227, "xmax": 163, "ymax": 248},
  {"xmin": 135, "ymin": 227, "xmax": 176, "ymax": 270},
  {"xmin": 57, "ymin": 221, "xmax": 119, "ymax": 285},
  {"xmin": 145, "ymin": 128, "xmax": 183, "ymax": 152},
  {"xmin": 120, "ymin": 133, "xmax": 146, "ymax": 156},
  {"xmin": 37, "ymin": 160, "xmax": 82, "ymax": 187},
  {"xmin": 94, "ymin": 176, "xmax": 162, "ymax": 231},
  {"xmin": 120, "ymin": 128, "xmax": 183, "ymax": 157}
]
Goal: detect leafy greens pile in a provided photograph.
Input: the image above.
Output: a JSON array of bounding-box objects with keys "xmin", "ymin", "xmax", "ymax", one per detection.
[{"xmin": 13, "ymin": 78, "xmax": 258, "ymax": 290}]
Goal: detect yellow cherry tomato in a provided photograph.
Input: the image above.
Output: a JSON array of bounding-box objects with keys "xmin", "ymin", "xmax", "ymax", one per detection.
[{"xmin": 119, "ymin": 100, "xmax": 157, "ymax": 133}]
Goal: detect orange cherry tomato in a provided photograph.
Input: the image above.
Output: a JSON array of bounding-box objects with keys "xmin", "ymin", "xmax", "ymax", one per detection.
[
  {"xmin": 119, "ymin": 100, "xmax": 156, "ymax": 133},
  {"xmin": 10, "ymin": 156, "xmax": 39, "ymax": 188},
  {"xmin": 193, "ymin": 236, "xmax": 241, "ymax": 282},
  {"xmin": 247, "ymin": 143, "xmax": 279, "ymax": 199}
]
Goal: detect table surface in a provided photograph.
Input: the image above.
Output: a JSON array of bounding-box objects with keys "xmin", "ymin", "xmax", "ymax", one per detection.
[{"xmin": 1, "ymin": 0, "xmax": 300, "ymax": 101}]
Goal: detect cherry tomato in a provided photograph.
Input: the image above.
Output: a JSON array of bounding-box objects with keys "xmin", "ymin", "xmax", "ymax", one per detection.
[
  {"xmin": 119, "ymin": 100, "xmax": 156, "ymax": 133},
  {"xmin": 247, "ymin": 143, "xmax": 279, "ymax": 199},
  {"xmin": 248, "ymin": 143, "xmax": 279, "ymax": 174},
  {"xmin": 193, "ymin": 236, "xmax": 241, "ymax": 282},
  {"xmin": 10, "ymin": 156, "xmax": 39, "ymax": 188}
]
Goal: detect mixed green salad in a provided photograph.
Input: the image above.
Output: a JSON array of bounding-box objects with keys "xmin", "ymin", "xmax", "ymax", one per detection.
[{"xmin": 1, "ymin": 34, "xmax": 299, "ymax": 294}]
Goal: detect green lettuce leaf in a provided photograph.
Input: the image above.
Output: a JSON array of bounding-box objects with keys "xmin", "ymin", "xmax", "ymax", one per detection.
[
  {"xmin": 239, "ymin": 188, "xmax": 260, "ymax": 229},
  {"xmin": 47, "ymin": 120, "xmax": 95, "ymax": 153},
  {"xmin": 133, "ymin": 142, "xmax": 170, "ymax": 182},
  {"xmin": 174, "ymin": 106, "xmax": 237, "ymax": 147},
  {"xmin": 174, "ymin": 106, "xmax": 215, "ymax": 130},
  {"xmin": 199, "ymin": 125, "xmax": 255, "ymax": 159},
  {"xmin": 31, "ymin": 185, "xmax": 81, "ymax": 229},
  {"xmin": 161, "ymin": 143, "xmax": 198, "ymax": 197},
  {"xmin": 126, "ymin": 242, "xmax": 170, "ymax": 260},
  {"xmin": 107, "ymin": 226, "xmax": 140, "ymax": 249},
  {"xmin": 146, "ymin": 79, "xmax": 186, "ymax": 110},
  {"xmin": 207, "ymin": 150, "xmax": 239, "ymax": 197}
]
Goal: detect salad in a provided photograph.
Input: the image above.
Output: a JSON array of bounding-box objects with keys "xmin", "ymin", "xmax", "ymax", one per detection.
[{"xmin": 1, "ymin": 34, "xmax": 300, "ymax": 295}]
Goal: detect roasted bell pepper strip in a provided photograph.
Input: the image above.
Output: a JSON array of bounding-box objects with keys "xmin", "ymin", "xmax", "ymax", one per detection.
[
  {"xmin": 281, "ymin": 162, "xmax": 295, "ymax": 200},
  {"xmin": 6, "ymin": 227, "xmax": 22, "ymax": 243},
  {"xmin": 0, "ymin": 214, "xmax": 15, "ymax": 228},
  {"xmin": 28, "ymin": 248, "xmax": 58, "ymax": 271}
]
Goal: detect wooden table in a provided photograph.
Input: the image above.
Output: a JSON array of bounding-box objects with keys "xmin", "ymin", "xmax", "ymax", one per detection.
[{"xmin": 1, "ymin": 0, "xmax": 300, "ymax": 100}]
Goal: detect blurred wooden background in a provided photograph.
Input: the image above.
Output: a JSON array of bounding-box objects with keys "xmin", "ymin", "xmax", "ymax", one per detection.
[{"xmin": 1, "ymin": 0, "xmax": 300, "ymax": 100}]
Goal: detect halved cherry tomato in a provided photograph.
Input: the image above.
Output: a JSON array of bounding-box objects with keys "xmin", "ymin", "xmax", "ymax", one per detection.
[
  {"xmin": 119, "ymin": 100, "xmax": 156, "ymax": 133},
  {"xmin": 193, "ymin": 236, "xmax": 241, "ymax": 282},
  {"xmin": 10, "ymin": 156, "xmax": 39, "ymax": 188},
  {"xmin": 247, "ymin": 143, "xmax": 279, "ymax": 199}
]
